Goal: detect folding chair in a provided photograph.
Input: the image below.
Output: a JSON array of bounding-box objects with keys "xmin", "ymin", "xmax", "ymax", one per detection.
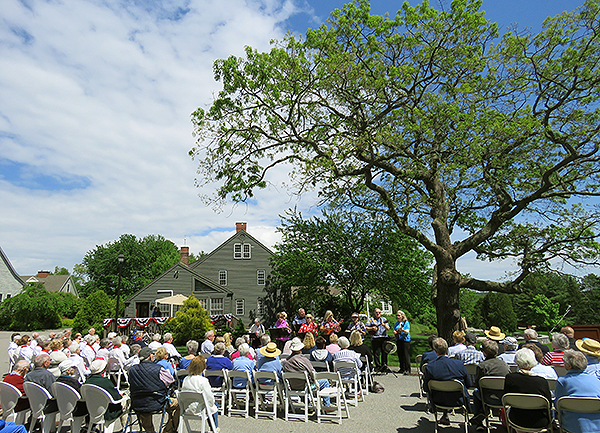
[
  {"xmin": 203, "ymin": 370, "xmax": 227, "ymax": 415},
  {"xmin": 417, "ymin": 360, "xmax": 426, "ymax": 399},
  {"xmin": 51, "ymin": 382, "xmax": 86, "ymax": 433},
  {"xmin": 359, "ymin": 355, "xmax": 372, "ymax": 396},
  {"xmin": 23, "ymin": 381, "xmax": 59, "ymax": 433},
  {"xmin": 310, "ymin": 361, "xmax": 330, "ymax": 372},
  {"xmin": 479, "ymin": 376, "xmax": 506, "ymax": 433},
  {"xmin": 509, "ymin": 364, "xmax": 519, "ymax": 373},
  {"xmin": 556, "ymin": 396, "xmax": 600, "ymax": 433},
  {"xmin": 502, "ymin": 393, "xmax": 553, "ymax": 433},
  {"xmin": 465, "ymin": 364, "xmax": 477, "ymax": 390},
  {"xmin": 176, "ymin": 369, "xmax": 189, "ymax": 391},
  {"xmin": 81, "ymin": 383, "xmax": 128, "ymax": 433},
  {"xmin": 123, "ymin": 391, "xmax": 168, "ymax": 433},
  {"xmin": 333, "ymin": 361, "xmax": 362, "ymax": 406},
  {"xmin": 313, "ymin": 371, "xmax": 349, "ymax": 424},
  {"xmin": 253, "ymin": 371, "xmax": 282, "ymax": 420},
  {"xmin": 177, "ymin": 390, "xmax": 217, "ymax": 433},
  {"xmin": 226, "ymin": 370, "xmax": 253, "ymax": 418},
  {"xmin": 427, "ymin": 379, "xmax": 469, "ymax": 433},
  {"xmin": 546, "ymin": 378, "xmax": 557, "ymax": 392},
  {"xmin": 107, "ymin": 358, "xmax": 128, "ymax": 390},
  {"xmin": 281, "ymin": 371, "xmax": 314, "ymax": 422},
  {"xmin": 0, "ymin": 382, "xmax": 30, "ymax": 424}
]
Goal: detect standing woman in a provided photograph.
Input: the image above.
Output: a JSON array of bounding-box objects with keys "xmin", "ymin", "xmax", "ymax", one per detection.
[
  {"xmin": 394, "ymin": 310, "xmax": 411, "ymax": 375},
  {"xmin": 320, "ymin": 310, "xmax": 341, "ymax": 342},
  {"xmin": 275, "ymin": 312, "xmax": 291, "ymax": 349}
]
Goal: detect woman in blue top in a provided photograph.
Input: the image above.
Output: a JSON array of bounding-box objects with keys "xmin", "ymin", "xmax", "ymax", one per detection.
[{"xmin": 393, "ymin": 310, "xmax": 411, "ymax": 375}]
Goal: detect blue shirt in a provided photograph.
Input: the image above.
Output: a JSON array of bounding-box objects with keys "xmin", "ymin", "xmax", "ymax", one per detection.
[
  {"xmin": 394, "ymin": 320, "xmax": 411, "ymax": 342},
  {"xmin": 232, "ymin": 356, "xmax": 255, "ymax": 388},
  {"xmin": 257, "ymin": 357, "xmax": 283, "ymax": 384},
  {"xmin": 367, "ymin": 316, "xmax": 389, "ymax": 338},
  {"xmin": 555, "ymin": 370, "xmax": 600, "ymax": 433}
]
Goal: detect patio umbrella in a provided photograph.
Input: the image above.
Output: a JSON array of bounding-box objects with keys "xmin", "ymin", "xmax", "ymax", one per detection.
[{"xmin": 155, "ymin": 293, "xmax": 189, "ymax": 305}]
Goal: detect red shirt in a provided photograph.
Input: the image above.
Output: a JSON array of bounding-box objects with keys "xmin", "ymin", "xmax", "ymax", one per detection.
[{"xmin": 3, "ymin": 373, "xmax": 25, "ymax": 394}]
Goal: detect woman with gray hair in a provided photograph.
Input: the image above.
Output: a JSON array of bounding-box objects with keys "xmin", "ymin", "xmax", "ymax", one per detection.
[
  {"xmin": 503, "ymin": 348, "xmax": 552, "ymax": 430},
  {"xmin": 542, "ymin": 332, "xmax": 569, "ymax": 366},
  {"xmin": 179, "ymin": 340, "xmax": 199, "ymax": 370},
  {"xmin": 556, "ymin": 350, "xmax": 600, "ymax": 433}
]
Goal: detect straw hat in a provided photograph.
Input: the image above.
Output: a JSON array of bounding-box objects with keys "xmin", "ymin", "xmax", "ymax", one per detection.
[
  {"xmin": 259, "ymin": 342, "xmax": 281, "ymax": 358},
  {"xmin": 289, "ymin": 337, "xmax": 304, "ymax": 352},
  {"xmin": 484, "ymin": 326, "xmax": 505, "ymax": 341},
  {"xmin": 576, "ymin": 338, "xmax": 600, "ymax": 357}
]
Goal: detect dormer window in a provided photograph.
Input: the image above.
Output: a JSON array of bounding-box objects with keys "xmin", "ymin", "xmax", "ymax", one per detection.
[{"xmin": 234, "ymin": 243, "xmax": 251, "ymax": 259}]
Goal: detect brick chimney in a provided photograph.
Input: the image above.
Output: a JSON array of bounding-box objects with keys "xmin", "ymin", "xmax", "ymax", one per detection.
[
  {"xmin": 236, "ymin": 222, "xmax": 247, "ymax": 233},
  {"xmin": 180, "ymin": 246, "xmax": 189, "ymax": 265},
  {"xmin": 37, "ymin": 271, "xmax": 50, "ymax": 278}
]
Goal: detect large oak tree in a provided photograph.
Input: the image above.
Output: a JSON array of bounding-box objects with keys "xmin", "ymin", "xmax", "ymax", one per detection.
[{"xmin": 190, "ymin": 0, "xmax": 600, "ymax": 339}]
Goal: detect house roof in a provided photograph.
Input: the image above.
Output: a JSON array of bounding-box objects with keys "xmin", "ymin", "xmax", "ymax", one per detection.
[
  {"xmin": 189, "ymin": 228, "xmax": 273, "ymax": 269},
  {"xmin": 21, "ymin": 274, "xmax": 72, "ymax": 293},
  {"xmin": 0, "ymin": 246, "xmax": 25, "ymax": 287}
]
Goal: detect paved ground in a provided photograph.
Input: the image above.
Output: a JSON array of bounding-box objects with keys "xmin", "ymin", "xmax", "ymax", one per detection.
[{"xmin": 0, "ymin": 330, "xmax": 506, "ymax": 433}]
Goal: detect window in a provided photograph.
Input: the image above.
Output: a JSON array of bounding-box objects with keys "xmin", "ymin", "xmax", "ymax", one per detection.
[
  {"xmin": 236, "ymin": 299, "xmax": 245, "ymax": 315},
  {"xmin": 381, "ymin": 300, "xmax": 392, "ymax": 314},
  {"xmin": 257, "ymin": 270, "xmax": 266, "ymax": 285},
  {"xmin": 211, "ymin": 298, "xmax": 224, "ymax": 315},
  {"xmin": 6, "ymin": 294, "xmax": 11, "ymax": 299},
  {"xmin": 0, "ymin": 294, "xmax": 3, "ymax": 302},
  {"xmin": 199, "ymin": 298, "xmax": 209, "ymax": 311},
  {"xmin": 256, "ymin": 298, "xmax": 264, "ymax": 316},
  {"xmin": 218, "ymin": 270, "xmax": 227, "ymax": 286},
  {"xmin": 234, "ymin": 243, "xmax": 251, "ymax": 259}
]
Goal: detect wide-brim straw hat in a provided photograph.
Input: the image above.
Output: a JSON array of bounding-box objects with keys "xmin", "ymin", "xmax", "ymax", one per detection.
[
  {"xmin": 485, "ymin": 326, "xmax": 506, "ymax": 341},
  {"xmin": 260, "ymin": 342, "xmax": 281, "ymax": 358},
  {"xmin": 576, "ymin": 338, "xmax": 600, "ymax": 357}
]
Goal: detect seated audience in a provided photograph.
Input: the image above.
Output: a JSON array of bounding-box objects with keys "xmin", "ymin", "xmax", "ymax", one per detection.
[
  {"xmin": 124, "ymin": 344, "xmax": 141, "ymax": 371},
  {"xmin": 230, "ymin": 337, "xmax": 255, "ymax": 361},
  {"xmin": 85, "ymin": 359, "xmax": 125, "ymax": 428},
  {"xmin": 148, "ymin": 333, "xmax": 162, "ymax": 351},
  {"xmin": 423, "ymin": 337, "xmax": 471, "ymax": 425},
  {"xmin": 155, "ymin": 347, "xmax": 175, "ymax": 378},
  {"xmin": 326, "ymin": 334, "xmax": 341, "ymax": 355},
  {"xmin": 447, "ymin": 331, "xmax": 467, "ymax": 357},
  {"xmin": 179, "ymin": 340, "xmax": 198, "ymax": 370},
  {"xmin": 561, "ymin": 326, "xmax": 578, "ymax": 350},
  {"xmin": 282, "ymin": 338, "xmax": 330, "ymax": 406},
  {"xmin": 223, "ymin": 333, "xmax": 235, "ymax": 359},
  {"xmin": 519, "ymin": 329, "xmax": 549, "ymax": 354},
  {"xmin": 302, "ymin": 332, "xmax": 316, "ymax": 355},
  {"xmin": 201, "ymin": 331, "xmax": 216, "ymax": 355},
  {"xmin": 484, "ymin": 326, "xmax": 506, "ymax": 355},
  {"xmin": 231, "ymin": 343, "xmax": 255, "ymax": 388},
  {"xmin": 349, "ymin": 330, "xmax": 373, "ymax": 369},
  {"xmin": 162, "ymin": 333, "xmax": 181, "ymax": 359},
  {"xmin": 503, "ymin": 348, "xmax": 552, "ymax": 430},
  {"xmin": 498, "ymin": 337, "xmax": 518, "ymax": 364},
  {"xmin": 206, "ymin": 342, "xmax": 233, "ymax": 387},
  {"xmin": 257, "ymin": 342, "xmax": 283, "ymax": 385},
  {"xmin": 542, "ymin": 333, "xmax": 569, "ymax": 366},
  {"xmin": 310, "ymin": 336, "xmax": 333, "ymax": 369},
  {"xmin": 455, "ymin": 332, "xmax": 484, "ymax": 364},
  {"xmin": 180, "ymin": 356, "xmax": 218, "ymax": 431},
  {"xmin": 129, "ymin": 347, "xmax": 179, "ymax": 433},
  {"xmin": 556, "ymin": 350, "xmax": 600, "ymax": 433},
  {"xmin": 3, "ymin": 360, "xmax": 30, "ymax": 412},
  {"xmin": 333, "ymin": 336, "xmax": 362, "ymax": 380},
  {"xmin": 578, "ymin": 338, "xmax": 600, "ymax": 379},
  {"xmin": 420, "ymin": 334, "xmax": 438, "ymax": 369},
  {"xmin": 524, "ymin": 343, "xmax": 558, "ymax": 379}
]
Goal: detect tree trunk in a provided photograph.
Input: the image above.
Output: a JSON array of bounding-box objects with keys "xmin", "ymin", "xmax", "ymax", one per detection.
[{"xmin": 434, "ymin": 265, "xmax": 462, "ymax": 343}]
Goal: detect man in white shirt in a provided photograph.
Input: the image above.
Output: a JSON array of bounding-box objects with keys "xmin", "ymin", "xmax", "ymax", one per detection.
[
  {"xmin": 162, "ymin": 333, "xmax": 181, "ymax": 359},
  {"xmin": 148, "ymin": 334, "xmax": 162, "ymax": 351},
  {"xmin": 200, "ymin": 331, "xmax": 215, "ymax": 354}
]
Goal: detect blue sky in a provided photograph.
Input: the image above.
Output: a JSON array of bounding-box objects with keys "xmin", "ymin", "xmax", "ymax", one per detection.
[{"xmin": 0, "ymin": 0, "xmax": 589, "ymax": 279}]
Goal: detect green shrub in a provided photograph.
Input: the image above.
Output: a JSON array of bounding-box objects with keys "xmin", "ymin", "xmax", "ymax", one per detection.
[
  {"xmin": 164, "ymin": 296, "xmax": 214, "ymax": 345},
  {"xmin": 481, "ymin": 292, "xmax": 517, "ymax": 333},
  {"xmin": 0, "ymin": 284, "xmax": 62, "ymax": 331},
  {"xmin": 72, "ymin": 290, "xmax": 115, "ymax": 335}
]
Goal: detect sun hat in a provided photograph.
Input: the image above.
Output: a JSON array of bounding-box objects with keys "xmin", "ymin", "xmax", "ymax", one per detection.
[
  {"xmin": 383, "ymin": 340, "xmax": 397, "ymax": 354},
  {"xmin": 139, "ymin": 347, "xmax": 155, "ymax": 361},
  {"xmin": 89, "ymin": 359, "xmax": 108, "ymax": 374},
  {"xmin": 58, "ymin": 359, "xmax": 77, "ymax": 373},
  {"xmin": 260, "ymin": 342, "xmax": 282, "ymax": 358},
  {"xmin": 289, "ymin": 337, "xmax": 305, "ymax": 352},
  {"xmin": 501, "ymin": 336, "xmax": 518, "ymax": 347},
  {"xmin": 485, "ymin": 326, "xmax": 506, "ymax": 341},
  {"xmin": 576, "ymin": 338, "xmax": 600, "ymax": 357}
]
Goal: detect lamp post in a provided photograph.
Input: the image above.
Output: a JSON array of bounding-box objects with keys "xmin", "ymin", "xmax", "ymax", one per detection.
[{"xmin": 114, "ymin": 254, "xmax": 125, "ymax": 332}]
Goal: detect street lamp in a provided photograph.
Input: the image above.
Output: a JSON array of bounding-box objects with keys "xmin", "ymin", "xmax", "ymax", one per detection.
[{"xmin": 114, "ymin": 254, "xmax": 125, "ymax": 332}]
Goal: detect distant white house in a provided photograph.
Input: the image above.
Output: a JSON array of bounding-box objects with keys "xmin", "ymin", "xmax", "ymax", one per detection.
[{"xmin": 0, "ymin": 246, "xmax": 25, "ymax": 301}]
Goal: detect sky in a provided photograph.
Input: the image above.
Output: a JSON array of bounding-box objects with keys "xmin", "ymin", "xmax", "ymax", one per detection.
[{"xmin": 0, "ymin": 0, "xmax": 589, "ymax": 281}]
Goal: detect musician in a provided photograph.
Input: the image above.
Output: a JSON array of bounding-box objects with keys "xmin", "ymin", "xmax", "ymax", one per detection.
[
  {"xmin": 292, "ymin": 308, "xmax": 307, "ymax": 326},
  {"xmin": 319, "ymin": 310, "xmax": 341, "ymax": 342},
  {"xmin": 366, "ymin": 308, "xmax": 390, "ymax": 372},
  {"xmin": 346, "ymin": 313, "xmax": 366, "ymax": 336},
  {"xmin": 249, "ymin": 318, "xmax": 265, "ymax": 338},
  {"xmin": 298, "ymin": 314, "xmax": 318, "ymax": 334}
]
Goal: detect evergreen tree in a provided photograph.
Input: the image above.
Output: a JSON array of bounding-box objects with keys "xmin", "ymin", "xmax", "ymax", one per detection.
[{"xmin": 164, "ymin": 296, "xmax": 214, "ymax": 346}]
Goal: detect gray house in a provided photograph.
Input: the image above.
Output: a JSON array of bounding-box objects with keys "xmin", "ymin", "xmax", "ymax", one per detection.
[
  {"xmin": 124, "ymin": 222, "xmax": 273, "ymax": 325},
  {"xmin": 0, "ymin": 246, "xmax": 25, "ymax": 301},
  {"xmin": 21, "ymin": 271, "xmax": 79, "ymax": 296}
]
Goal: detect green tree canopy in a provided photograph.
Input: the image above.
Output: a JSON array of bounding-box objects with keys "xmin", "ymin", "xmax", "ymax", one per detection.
[
  {"xmin": 190, "ymin": 0, "xmax": 600, "ymax": 339},
  {"xmin": 0, "ymin": 284, "xmax": 62, "ymax": 331},
  {"xmin": 72, "ymin": 290, "xmax": 115, "ymax": 335},
  {"xmin": 78, "ymin": 234, "xmax": 180, "ymax": 298}
]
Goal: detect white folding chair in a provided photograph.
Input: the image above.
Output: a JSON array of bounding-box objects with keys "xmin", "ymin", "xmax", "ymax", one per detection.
[
  {"xmin": 203, "ymin": 370, "xmax": 227, "ymax": 415},
  {"xmin": 253, "ymin": 371, "xmax": 281, "ymax": 420},
  {"xmin": 333, "ymin": 361, "xmax": 362, "ymax": 406},
  {"xmin": 23, "ymin": 381, "xmax": 59, "ymax": 433},
  {"xmin": 177, "ymin": 390, "xmax": 217, "ymax": 433},
  {"xmin": 80, "ymin": 383, "xmax": 128, "ymax": 433},
  {"xmin": 427, "ymin": 379, "xmax": 469, "ymax": 433},
  {"xmin": 502, "ymin": 393, "xmax": 553, "ymax": 433},
  {"xmin": 310, "ymin": 361, "xmax": 330, "ymax": 372},
  {"xmin": 226, "ymin": 370, "xmax": 253, "ymax": 418},
  {"xmin": 313, "ymin": 371, "xmax": 349, "ymax": 424},
  {"xmin": 281, "ymin": 371, "xmax": 314, "ymax": 422},
  {"xmin": 359, "ymin": 355, "xmax": 372, "ymax": 396},
  {"xmin": 51, "ymin": 382, "xmax": 86, "ymax": 433},
  {"xmin": 557, "ymin": 396, "xmax": 600, "ymax": 433},
  {"xmin": 107, "ymin": 358, "xmax": 128, "ymax": 390},
  {"xmin": 0, "ymin": 382, "xmax": 30, "ymax": 424}
]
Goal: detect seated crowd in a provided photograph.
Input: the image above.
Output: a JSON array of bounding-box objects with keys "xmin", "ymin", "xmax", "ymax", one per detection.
[{"xmin": 421, "ymin": 325, "xmax": 600, "ymax": 432}]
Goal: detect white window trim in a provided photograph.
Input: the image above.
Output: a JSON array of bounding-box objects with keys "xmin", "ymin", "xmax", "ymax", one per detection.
[
  {"xmin": 236, "ymin": 299, "xmax": 245, "ymax": 316},
  {"xmin": 257, "ymin": 298, "xmax": 264, "ymax": 316},
  {"xmin": 257, "ymin": 269, "xmax": 266, "ymax": 285},
  {"xmin": 211, "ymin": 298, "xmax": 224, "ymax": 315},
  {"xmin": 218, "ymin": 270, "xmax": 227, "ymax": 286},
  {"xmin": 234, "ymin": 243, "xmax": 251, "ymax": 259}
]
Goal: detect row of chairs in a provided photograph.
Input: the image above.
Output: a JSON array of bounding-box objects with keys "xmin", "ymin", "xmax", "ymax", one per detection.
[{"xmin": 203, "ymin": 361, "xmax": 367, "ymax": 424}]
